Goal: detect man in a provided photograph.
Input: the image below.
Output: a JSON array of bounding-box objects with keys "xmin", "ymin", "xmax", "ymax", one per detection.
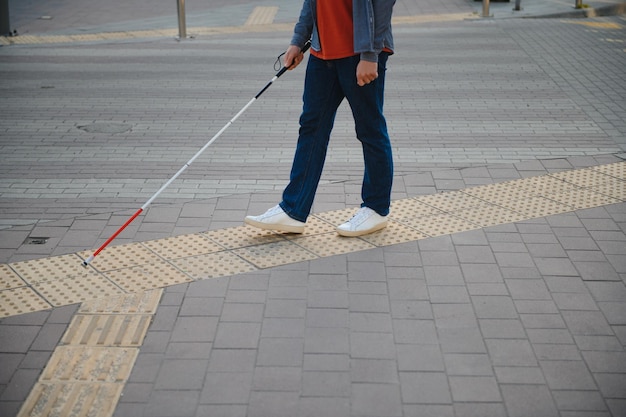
[{"xmin": 245, "ymin": 0, "xmax": 396, "ymax": 237}]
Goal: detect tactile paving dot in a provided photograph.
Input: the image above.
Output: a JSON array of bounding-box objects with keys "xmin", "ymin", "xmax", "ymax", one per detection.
[
  {"xmin": 402, "ymin": 213, "xmax": 480, "ymax": 237},
  {"xmin": 0, "ymin": 264, "xmax": 26, "ymax": 289},
  {"xmin": 203, "ymin": 226, "xmax": 285, "ymax": 249},
  {"xmin": 78, "ymin": 289, "xmax": 162, "ymax": 315},
  {"xmin": 32, "ymin": 271, "xmax": 124, "ymax": 307},
  {"xmin": 0, "ymin": 287, "xmax": 52, "ymax": 318},
  {"xmin": 415, "ymin": 191, "xmax": 485, "ymax": 212},
  {"xmin": 18, "ymin": 381, "xmax": 123, "ymax": 417},
  {"xmin": 497, "ymin": 196, "xmax": 573, "ymax": 218},
  {"xmin": 104, "ymin": 262, "xmax": 193, "ymax": 293},
  {"xmin": 78, "ymin": 243, "xmax": 162, "ymax": 272},
  {"xmin": 591, "ymin": 161, "xmax": 626, "ymax": 180},
  {"xmin": 291, "ymin": 232, "xmax": 376, "ymax": 257},
  {"xmin": 170, "ymin": 251, "xmax": 256, "ymax": 279},
  {"xmin": 451, "ymin": 203, "xmax": 528, "ymax": 227},
  {"xmin": 590, "ymin": 180, "xmax": 626, "ymax": 201},
  {"xmin": 359, "ymin": 221, "xmax": 429, "ymax": 247},
  {"xmin": 549, "ymin": 168, "xmax": 614, "ymax": 188},
  {"xmin": 10, "ymin": 254, "xmax": 90, "ymax": 284},
  {"xmin": 389, "ymin": 198, "xmax": 444, "ymax": 222},
  {"xmin": 142, "ymin": 234, "xmax": 223, "ymax": 260},
  {"xmin": 544, "ymin": 188, "xmax": 621, "ymax": 210},
  {"xmin": 233, "ymin": 241, "xmax": 319, "ymax": 269}
]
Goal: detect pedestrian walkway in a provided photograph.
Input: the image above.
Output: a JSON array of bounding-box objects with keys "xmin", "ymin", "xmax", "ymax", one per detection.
[{"xmin": 1, "ymin": 0, "xmax": 626, "ymax": 416}]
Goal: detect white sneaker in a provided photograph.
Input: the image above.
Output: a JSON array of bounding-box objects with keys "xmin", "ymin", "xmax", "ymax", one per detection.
[
  {"xmin": 336, "ymin": 207, "xmax": 388, "ymax": 237},
  {"xmin": 245, "ymin": 205, "xmax": 305, "ymax": 234}
]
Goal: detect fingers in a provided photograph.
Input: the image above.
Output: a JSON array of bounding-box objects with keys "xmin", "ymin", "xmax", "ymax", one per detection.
[
  {"xmin": 356, "ymin": 60, "xmax": 378, "ymax": 86},
  {"xmin": 285, "ymin": 45, "xmax": 304, "ymax": 70}
]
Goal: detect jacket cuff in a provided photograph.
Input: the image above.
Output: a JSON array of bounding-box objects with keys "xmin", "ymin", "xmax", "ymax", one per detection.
[{"xmin": 360, "ymin": 51, "xmax": 378, "ymax": 63}]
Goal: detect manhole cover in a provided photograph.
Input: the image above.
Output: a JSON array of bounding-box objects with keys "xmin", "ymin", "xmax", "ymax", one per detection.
[{"xmin": 77, "ymin": 123, "xmax": 132, "ymax": 134}]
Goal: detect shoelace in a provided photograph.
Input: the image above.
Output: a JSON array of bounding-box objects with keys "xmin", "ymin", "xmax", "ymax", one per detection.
[{"xmin": 347, "ymin": 208, "xmax": 373, "ymax": 225}]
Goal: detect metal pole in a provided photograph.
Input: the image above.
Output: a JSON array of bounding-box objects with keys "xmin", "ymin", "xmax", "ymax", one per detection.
[
  {"xmin": 177, "ymin": 0, "xmax": 187, "ymax": 39},
  {"xmin": 575, "ymin": 0, "xmax": 582, "ymax": 8},
  {"xmin": 482, "ymin": 0, "xmax": 491, "ymax": 17},
  {"xmin": 514, "ymin": 0, "xmax": 522, "ymax": 11},
  {"xmin": 1, "ymin": 0, "xmax": 10, "ymax": 36}
]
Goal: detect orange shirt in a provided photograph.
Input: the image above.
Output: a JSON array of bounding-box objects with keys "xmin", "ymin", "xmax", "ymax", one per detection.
[{"xmin": 311, "ymin": 0, "xmax": 355, "ymax": 60}]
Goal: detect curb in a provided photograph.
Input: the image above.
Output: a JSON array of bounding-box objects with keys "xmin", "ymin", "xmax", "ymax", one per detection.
[{"xmin": 526, "ymin": 2, "xmax": 626, "ymax": 18}]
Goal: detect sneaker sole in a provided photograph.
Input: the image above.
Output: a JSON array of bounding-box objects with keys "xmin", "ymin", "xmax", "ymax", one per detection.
[
  {"xmin": 336, "ymin": 221, "xmax": 388, "ymax": 237},
  {"xmin": 244, "ymin": 217, "xmax": 305, "ymax": 234}
]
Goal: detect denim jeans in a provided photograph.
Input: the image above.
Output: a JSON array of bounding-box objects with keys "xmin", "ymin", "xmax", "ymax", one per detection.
[{"xmin": 280, "ymin": 53, "xmax": 393, "ymax": 222}]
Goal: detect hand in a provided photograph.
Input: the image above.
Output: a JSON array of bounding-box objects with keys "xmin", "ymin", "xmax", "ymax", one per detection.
[
  {"xmin": 284, "ymin": 44, "xmax": 305, "ymax": 70},
  {"xmin": 357, "ymin": 60, "xmax": 378, "ymax": 86}
]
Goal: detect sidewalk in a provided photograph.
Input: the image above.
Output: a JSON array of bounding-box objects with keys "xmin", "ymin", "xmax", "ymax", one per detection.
[{"xmin": 1, "ymin": 0, "xmax": 626, "ymax": 416}]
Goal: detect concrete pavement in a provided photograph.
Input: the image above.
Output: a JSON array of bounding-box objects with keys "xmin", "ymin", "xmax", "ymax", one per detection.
[{"xmin": 1, "ymin": 0, "xmax": 626, "ymax": 416}]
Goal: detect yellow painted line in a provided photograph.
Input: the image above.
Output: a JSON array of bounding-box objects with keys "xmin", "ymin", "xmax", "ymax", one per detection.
[
  {"xmin": 1, "ymin": 162, "xmax": 624, "ymax": 319},
  {"xmin": 561, "ymin": 20, "xmax": 623, "ymax": 29}
]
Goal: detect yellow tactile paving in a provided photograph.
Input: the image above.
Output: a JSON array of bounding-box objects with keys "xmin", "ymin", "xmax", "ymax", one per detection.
[
  {"xmin": 17, "ymin": 290, "xmax": 162, "ymax": 417},
  {"xmin": 1, "ymin": 162, "xmax": 625, "ymax": 319},
  {"xmin": 0, "ymin": 287, "xmax": 52, "ymax": 317},
  {"xmin": 244, "ymin": 6, "xmax": 279, "ymax": 26},
  {"xmin": 104, "ymin": 262, "xmax": 193, "ymax": 292},
  {"xmin": 18, "ymin": 382, "xmax": 123, "ymax": 417},
  {"xmin": 0, "ymin": 263, "xmax": 26, "ymax": 289},
  {"xmin": 169, "ymin": 251, "xmax": 256, "ymax": 279}
]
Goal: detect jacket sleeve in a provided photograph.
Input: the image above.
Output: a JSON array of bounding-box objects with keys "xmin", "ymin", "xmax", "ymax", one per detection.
[
  {"xmin": 291, "ymin": 0, "xmax": 314, "ymax": 49},
  {"xmin": 357, "ymin": 0, "xmax": 396, "ymax": 62}
]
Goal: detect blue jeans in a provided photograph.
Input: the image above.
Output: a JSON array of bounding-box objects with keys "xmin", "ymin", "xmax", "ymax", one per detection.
[{"xmin": 280, "ymin": 53, "xmax": 393, "ymax": 222}]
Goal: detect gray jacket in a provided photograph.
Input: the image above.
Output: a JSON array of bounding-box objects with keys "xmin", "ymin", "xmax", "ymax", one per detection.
[{"xmin": 291, "ymin": 0, "xmax": 396, "ymax": 63}]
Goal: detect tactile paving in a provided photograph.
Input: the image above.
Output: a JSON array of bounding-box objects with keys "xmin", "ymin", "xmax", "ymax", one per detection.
[
  {"xmin": 544, "ymin": 188, "xmax": 621, "ymax": 210},
  {"xmin": 10, "ymin": 254, "xmax": 90, "ymax": 284},
  {"xmin": 233, "ymin": 241, "xmax": 319, "ymax": 269},
  {"xmin": 451, "ymin": 203, "xmax": 528, "ymax": 227},
  {"xmin": 104, "ymin": 262, "xmax": 193, "ymax": 293},
  {"xmin": 462, "ymin": 182, "xmax": 533, "ymax": 203},
  {"xmin": 32, "ymin": 271, "xmax": 124, "ymax": 307},
  {"xmin": 170, "ymin": 251, "xmax": 256, "ymax": 279},
  {"xmin": 287, "ymin": 215, "xmax": 337, "ymax": 237},
  {"xmin": 142, "ymin": 234, "xmax": 223, "ymax": 260},
  {"xmin": 78, "ymin": 290, "xmax": 162, "ymax": 315},
  {"xmin": 416, "ymin": 191, "xmax": 486, "ymax": 212},
  {"xmin": 592, "ymin": 161, "xmax": 626, "ymax": 180},
  {"xmin": 18, "ymin": 381, "xmax": 123, "ymax": 417},
  {"xmin": 291, "ymin": 233, "xmax": 376, "ymax": 257},
  {"xmin": 508, "ymin": 175, "xmax": 579, "ymax": 196},
  {"xmin": 549, "ymin": 168, "xmax": 614, "ymax": 188},
  {"xmin": 0, "ymin": 264, "xmax": 26, "ymax": 289},
  {"xmin": 203, "ymin": 226, "xmax": 285, "ymax": 249},
  {"xmin": 62, "ymin": 314, "xmax": 152, "ymax": 347},
  {"xmin": 590, "ymin": 180, "xmax": 626, "ymax": 201},
  {"xmin": 497, "ymin": 196, "xmax": 572, "ymax": 218},
  {"xmin": 41, "ymin": 346, "xmax": 138, "ymax": 383},
  {"xmin": 314, "ymin": 207, "xmax": 359, "ymax": 226},
  {"xmin": 402, "ymin": 213, "xmax": 480, "ymax": 237},
  {"xmin": 389, "ymin": 198, "xmax": 445, "ymax": 221},
  {"xmin": 359, "ymin": 221, "xmax": 429, "ymax": 247},
  {"xmin": 0, "ymin": 287, "xmax": 52, "ymax": 318},
  {"xmin": 78, "ymin": 243, "xmax": 163, "ymax": 272}
]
